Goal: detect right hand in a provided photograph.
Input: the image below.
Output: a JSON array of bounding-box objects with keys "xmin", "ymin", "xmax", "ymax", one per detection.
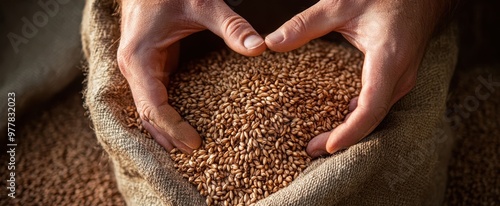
[
  {"xmin": 264, "ymin": 0, "xmax": 446, "ymax": 158},
  {"xmin": 117, "ymin": 0, "xmax": 266, "ymax": 154}
]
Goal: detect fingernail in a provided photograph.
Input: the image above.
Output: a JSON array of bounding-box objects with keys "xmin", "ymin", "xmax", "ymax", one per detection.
[
  {"xmin": 310, "ymin": 149, "xmax": 329, "ymax": 158},
  {"xmin": 243, "ymin": 34, "xmax": 264, "ymax": 49},
  {"xmin": 266, "ymin": 31, "xmax": 284, "ymax": 44}
]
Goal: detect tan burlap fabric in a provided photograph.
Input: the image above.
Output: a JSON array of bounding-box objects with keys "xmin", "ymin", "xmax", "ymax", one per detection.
[{"xmin": 81, "ymin": 0, "xmax": 458, "ymax": 205}]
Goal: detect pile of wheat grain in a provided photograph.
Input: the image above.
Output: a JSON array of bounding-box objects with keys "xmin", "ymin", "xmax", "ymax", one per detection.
[{"xmin": 126, "ymin": 40, "xmax": 363, "ymax": 205}]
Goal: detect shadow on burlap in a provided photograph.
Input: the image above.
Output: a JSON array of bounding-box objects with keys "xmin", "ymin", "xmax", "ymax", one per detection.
[{"xmin": 81, "ymin": 0, "xmax": 458, "ymax": 205}]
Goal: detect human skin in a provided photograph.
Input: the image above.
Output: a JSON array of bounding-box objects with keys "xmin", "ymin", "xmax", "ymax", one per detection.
[
  {"xmin": 117, "ymin": 0, "xmax": 266, "ymax": 154},
  {"xmin": 117, "ymin": 0, "xmax": 451, "ymax": 157},
  {"xmin": 262, "ymin": 0, "xmax": 451, "ymax": 157}
]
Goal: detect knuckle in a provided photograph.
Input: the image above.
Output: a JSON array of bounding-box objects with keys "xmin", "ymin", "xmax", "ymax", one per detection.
[
  {"xmin": 116, "ymin": 45, "xmax": 135, "ymax": 76},
  {"xmin": 287, "ymin": 13, "xmax": 309, "ymax": 35},
  {"xmin": 137, "ymin": 102, "xmax": 155, "ymax": 123},
  {"xmin": 222, "ymin": 15, "xmax": 251, "ymax": 40}
]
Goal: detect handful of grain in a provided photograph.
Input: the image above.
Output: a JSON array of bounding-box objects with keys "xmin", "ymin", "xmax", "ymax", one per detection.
[{"xmin": 126, "ymin": 40, "xmax": 363, "ymax": 205}]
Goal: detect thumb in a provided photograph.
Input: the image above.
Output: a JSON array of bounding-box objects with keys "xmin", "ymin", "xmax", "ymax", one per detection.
[
  {"xmin": 197, "ymin": 1, "xmax": 266, "ymax": 56},
  {"xmin": 265, "ymin": 1, "xmax": 342, "ymax": 52}
]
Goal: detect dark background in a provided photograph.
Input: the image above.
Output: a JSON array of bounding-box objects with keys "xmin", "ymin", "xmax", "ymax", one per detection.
[{"xmin": 456, "ymin": 0, "xmax": 500, "ymax": 69}]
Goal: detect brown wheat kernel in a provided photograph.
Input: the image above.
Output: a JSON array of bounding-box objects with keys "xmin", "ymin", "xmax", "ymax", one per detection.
[
  {"xmin": 125, "ymin": 39, "xmax": 363, "ymax": 205},
  {"xmin": 123, "ymin": 106, "xmax": 151, "ymax": 138}
]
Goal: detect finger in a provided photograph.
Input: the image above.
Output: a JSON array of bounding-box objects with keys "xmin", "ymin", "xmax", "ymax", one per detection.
[
  {"xmin": 143, "ymin": 120, "xmax": 174, "ymax": 152},
  {"xmin": 342, "ymin": 97, "xmax": 359, "ymax": 122},
  {"xmin": 118, "ymin": 46, "xmax": 202, "ymax": 153},
  {"xmin": 131, "ymin": 75, "xmax": 201, "ymax": 151},
  {"xmin": 150, "ymin": 103, "xmax": 202, "ymax": 150},
  {"xmin": 143, "ymin": 119, "xmax": 195, "ymax": 154},
  {"xmin": 306, "ymin": 132, "xmax": 331, "ymax": 157},
  {"xmin": 349, "ymin": 97, "xmax": 359, "ymax": 112},
  {"xmin": 132, "ymin": 77, "xmax": 202, "ymax": 151},
  {"xmin": 265, "ymin": 1, "xmax": 344, "ymax": 52},
  {"xmin": 307, "ymin": 51, "xmax": 396, "ymax": 157},
  {"xmin": 135, "ymin": 78, "xmax": 202, "ymax": 152},
  {"xmin": 307, "ymin": 100, "xmax": 390, "ymax": 158},
  {"xmin": 195, "ymin": 1, "xmax": 266, "ymax": 56}
]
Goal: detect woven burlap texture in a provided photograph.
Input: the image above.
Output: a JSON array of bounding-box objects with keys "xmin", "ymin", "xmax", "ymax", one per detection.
[{"xmin": 81, "ymin": 0, "xmax": 458, "ymax": 205}]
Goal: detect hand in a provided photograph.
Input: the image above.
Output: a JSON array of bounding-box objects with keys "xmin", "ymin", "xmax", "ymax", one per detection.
[
  {"xmin": 264, "ymin": 0, "xmax": 447, "ymax": 157},
  {"xmin": 117, "ymin": 0, "xmax": 266, "ymax": 154}
]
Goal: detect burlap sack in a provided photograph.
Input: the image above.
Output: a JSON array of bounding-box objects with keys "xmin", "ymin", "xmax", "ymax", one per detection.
[{"xmin": 81, "ymin": 0, "xmax": 458, "ymax": 205}]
